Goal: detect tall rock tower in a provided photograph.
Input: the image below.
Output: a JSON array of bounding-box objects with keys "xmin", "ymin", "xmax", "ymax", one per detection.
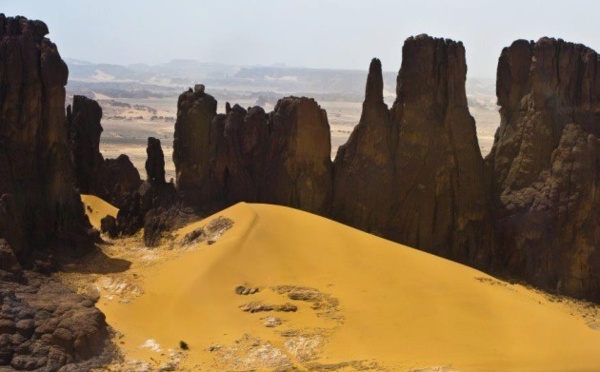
[
  {"xmin": 486, "ymin": 38, "xmax": 600, "ymax": 300},
  {"xmin": 334, "ymin": 35, "xmax": 494, "ymax": 267}
]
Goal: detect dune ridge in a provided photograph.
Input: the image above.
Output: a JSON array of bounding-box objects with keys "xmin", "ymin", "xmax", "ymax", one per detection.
[{"xmin": 85, "ymin": 200, "xmax": 600, "ymax": 371}]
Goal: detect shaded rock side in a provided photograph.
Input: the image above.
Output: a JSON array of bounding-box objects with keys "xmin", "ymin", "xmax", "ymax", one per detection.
[
  {"xmin": 175, "ymin": 92, "xmax": 332, "ymax": 215},
  {"xmin": 102, "ymin": 154, "xmax": 142, "ymax": 208},
  {"xmin": 332, "ymin": 58, "xmax": 394, "ymax": 233},
  {"xmin": 68, "ymin": 95, "xmax": 104, "ymax": 195},
  {"xmin": 334, "ymin": 35, "xmax": 494, "ymax": 267},
  {"xmin": 0, "ymin": 14, "xmax": 89, "ymax": 262},
  {"xmin": 146, "ymin": 136, "xmax": 166, "ymax": 185},
  {"xmin": 173, "ymin": 87, "xmax": 218, "ymax": 206},
  {"xmin": 215, "ymin": 97, "xmax": 332, "ymax": 214},
  {"xmin": 0, "ymin": 15, "xmax": 112, "ymax": 371},
  {"xmin": 486, "ymin": 38, "xmax": 600, "ymax": 300},
  {"xmin": 68, "ymin": 95, "xmax": 141, "ymax": 208},
  {"xmin": 114, "ymin": 137, "xmax": 176, "ymax": 243}
]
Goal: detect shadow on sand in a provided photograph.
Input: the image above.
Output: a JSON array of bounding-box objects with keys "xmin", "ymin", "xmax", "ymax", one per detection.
[{"xmin": 59, "ymin": 243, "xmax": 132, "ymax": 274}]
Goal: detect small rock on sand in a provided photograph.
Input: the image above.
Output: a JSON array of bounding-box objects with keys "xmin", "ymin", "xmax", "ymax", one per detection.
[{"xmin": 263, "ymin": 317, "xmax": 283, "ymax": 328}]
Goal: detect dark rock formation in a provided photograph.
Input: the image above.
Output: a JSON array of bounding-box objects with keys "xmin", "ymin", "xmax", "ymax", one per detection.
[
  {"xmin": 0, "ymin": 14, "xmax": 90, "ymax": 263},
  {"xmin": 174, "ymin": 90, "xmax": 332, "ymax": 215},
  {"xmin": 213, "ymin": 97, "xmax": 332, "ymax": 214},
  {"xmin": 0, "ymin": 15, "xmax": 112, "ymax": 370},
  {"xmin": 140, "ymin": 137, "xmax": 177, "ymax": 246},
  {"xmin": 69, "ymin": 95, "xmax": 104, "ymax": 195},
  {"xmin": 486, "ymin": 37, "xmax": 600, "ymax": 300},
  {"xmin": 211, "ymin": 104, "xmax": 269, "ymax": 207},
  {"xmin": 102, "ymin": 154, "xmax": 142, "ymax": 208},
  {"xmin": 0, "ymin": 272, "xmax": 113, "ymax": 371},
  {"xmin": 100, "ymin": 216, "xmax": 118, "ymax": 239},
  {"xmin": 0, "ymin": 239, "xmax": 23, "ymax": 282},
  {"xmin": 173, "ymin": 87, "xmax": 218, "ymax": 206},
  {"xmin": 146, "ymin": 136, "xmax": 166, "ymax": 185},
  {"xmin": 68, "ymin": 95, "xmax": 141, "ymax": 208},
  {"xmin": 332, "ymin": 58, "xmax": 395, "ymax": 234},
  {"xmin": 143, "ymin": 207, "xmax": 175, "ymax": 247},
  {"xmin": 333, "ymin": 36, "xmax": 494, "ymax": 266},
  {"xmin": 139, "ymin": 138, "xmax": 176, "ymax": 215},
  {"xmin": 112, "ymin": 137, "xmax": 177, "ymax": 244},
  {"xmin": 259, "ymin": 97, "xmax": 332, "ymax": 214},
  {"xmin": 114, "ymin": 193, "xmax": 143, "ymax": 237}
]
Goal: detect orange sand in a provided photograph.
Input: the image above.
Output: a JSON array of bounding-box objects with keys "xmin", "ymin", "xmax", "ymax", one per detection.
[
  {"xmin": 81, "ymin": 194, "xmax": 118, "ymax": 229},
  {"xmin": 87, "ymin": 201, "xmax": 600, "ymax": 371}
]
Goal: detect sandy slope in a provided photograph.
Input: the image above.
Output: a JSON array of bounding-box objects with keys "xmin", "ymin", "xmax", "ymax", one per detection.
[
  {"xmin": 81, "ymin": 194, "xmax": 119, "ymax": 229},
  {"xmin": 80, "ymin": 200, "xmax": 600, "ymax": 371}
]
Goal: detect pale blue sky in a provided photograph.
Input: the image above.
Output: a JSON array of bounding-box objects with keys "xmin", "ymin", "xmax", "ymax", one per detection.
[{"xmin": 2, "ymin": 0, "xmax": 599, "ymax": 78}]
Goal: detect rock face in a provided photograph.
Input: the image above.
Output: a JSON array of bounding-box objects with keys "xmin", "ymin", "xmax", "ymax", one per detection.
[
  {"xmin": 214, "ymin": 97, "xmax": 332, "ymax": 214},
  {"xmin": 68, "ymin": 95, "xmax": 141, "ymax": 208},
  {"xmin": 102, "ymin": 154, "xmax": 142, "ymax": 208},
  {"xmin": 174, "ymin": 92, "xmax": 332, "ymax": 215},
  {"xmin": 69, "ymin": 95, "xmax": 103, "ymax": 195},
  {"xmin": 0, "ymin": 272, "xmax": 113, "ymax": 371},
  {"xmin": 0, "ymin": 15, "xmax": 112, "ymax": 370},
  {"xmin": 113, "ymin": 137, "xmax": 177, "ymax": 244},
  {"xmin": 332, "ymin": 58, "xmax": 395, "ymax": 234},
  {"xmin": 146, "ymin": 136, "xmax": 166, "ymax": 185},
  {"xmin": 173, "ymin": 87, "xmax": 218, "ymax": 206},
  {"xmin": 0, "ymin": 15, "xmax": 89, "ymax": 262},
  {"xmin": 486, "ymin": 38, "xmax": 600, "ymax": 300},
  {"xmin": 333, "ymin": 36, "xmax": 494, "ymax": 266},
  {"xmin": 140, "ymin": 137, "xmax": 176, "ymax": 246}
]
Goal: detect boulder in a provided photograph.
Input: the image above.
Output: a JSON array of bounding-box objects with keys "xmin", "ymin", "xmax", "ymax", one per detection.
[{"xmin": 0, "ymin": 273, "xmax": 112, "ymax": 371}]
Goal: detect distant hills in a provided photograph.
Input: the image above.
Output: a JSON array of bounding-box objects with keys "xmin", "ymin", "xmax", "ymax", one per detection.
[{"xmin": 65, "ymin": 58, "xmax": 495, "ymax": 107}]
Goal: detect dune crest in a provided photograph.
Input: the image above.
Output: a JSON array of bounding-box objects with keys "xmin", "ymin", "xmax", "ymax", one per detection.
[{"xmin": 88, "ymin": 202, "xmax": 600, "ymax": 371}]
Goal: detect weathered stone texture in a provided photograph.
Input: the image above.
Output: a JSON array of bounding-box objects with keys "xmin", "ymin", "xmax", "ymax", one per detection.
[
  {"xmin": 0, "ymin": 14, "xmax": 89, "ymax": 262},
  {"xmin": 486, "ymin": 38, "xmax": 600, "ymax": 300},
  {"xmin": 68, "ymin": 95, "xmax": 141, "ymax": 209},
  {"xmin": 334, "ymin": 36, "xmax": 493, "ymax": 267}
]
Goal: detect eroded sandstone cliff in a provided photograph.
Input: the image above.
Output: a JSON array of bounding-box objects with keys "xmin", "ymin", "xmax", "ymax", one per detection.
[
  {"xmin": 0, "ymin": 14, "xmax": 111, "ymax": 371},
  {"xmin": 173, "ymin": 85, "xmax": 218, "ymax": 206},
  {"xmin": 174, "ymin": 91, "xmax": 332, "ymax": 215},
  {"xmin": 68, "ymin": 95, "xmax": 141, "ymax": 208},
  {"xmin": 334, "ymin": 35, "xmax": 494, "ymax": 267},
  {"xmin": 486, "ymin": 38, "xmax": 600, "ymax": 300},
  {"xmin": 0, "ymin": 15, "xmax": 89, "ymax": 262}
]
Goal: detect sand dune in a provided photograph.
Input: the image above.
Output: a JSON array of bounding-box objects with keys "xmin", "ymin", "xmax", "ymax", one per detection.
[
  {"xmin": 83, "ymin": 201, "xmax": 600, "ymax": 371},
  {"xmin": 81, "ymin": 194, "xmax": 118, "ymax": 229}
]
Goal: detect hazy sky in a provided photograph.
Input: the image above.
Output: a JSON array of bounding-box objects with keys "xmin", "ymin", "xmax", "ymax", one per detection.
[{"xmin": 2, "ymin": 0, "xmax": 600, "ymax": 78}]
